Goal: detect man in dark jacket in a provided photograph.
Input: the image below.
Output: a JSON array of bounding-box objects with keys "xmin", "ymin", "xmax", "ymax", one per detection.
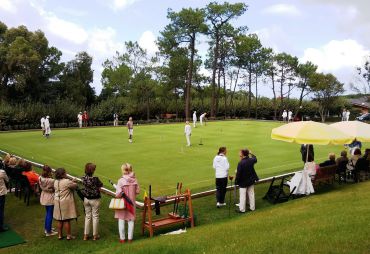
[{"xmin": 235, "ymin": 149, "xmax": 258, "ymax": 213}]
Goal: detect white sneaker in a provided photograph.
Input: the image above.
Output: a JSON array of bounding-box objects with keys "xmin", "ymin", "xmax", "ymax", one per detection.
[
  {"xmin": 235, "ymin": 203, "xmax": 240, "ymax": 207},
  {"xmin": 216, "ymin": 202, "xmax": 221, "ymax": 208},
  {"xmin": 220, "ymin": 203, "xmax": 227, "ymax": 206},
  {"xmin": 45, "ymin": 231, "xmax": 58, "ymax": 237}
]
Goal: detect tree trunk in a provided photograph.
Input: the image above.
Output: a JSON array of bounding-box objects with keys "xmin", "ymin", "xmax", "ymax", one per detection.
[
  {"xmin": 210, "ymin": 33, "xmax": 220, "ymax": 118},
  {"xmin": 271, "ymin": 72, "xmax": 277, "ymax": 120},
  {"xmin": 223, "ymin": 68, "xmax": 227, "ymax": 119},
  {"xmin": 255, "ymin": 75, "xmax": 258, "ymax": 119},
  {"xmin": 216, "ymin": 66, "xmax": 222, "ymax": 115},
  {"xmin": 185, "ymin": 36, "xmax": 195, "ymax": 120},
  {"xmin": 229, "ymin": 68, "xmax": 240, "ymax": 114},
  {"xmin": 146, "ymin": 97, "xmax": 150, "ymax": 121},
  {"xmin": 247, "ymin": 68, "xmax": 252, "ymax": 118}
]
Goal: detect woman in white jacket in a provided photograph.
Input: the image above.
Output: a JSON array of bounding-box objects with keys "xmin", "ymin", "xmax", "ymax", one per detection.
[{"xmin": 213, "ymin": 147, "xmax": 230, "ymax": 208}]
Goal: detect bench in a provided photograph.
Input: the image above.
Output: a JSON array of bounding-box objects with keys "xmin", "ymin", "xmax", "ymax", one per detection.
[{"xmin": 312, "ymin": 165, "xmax": 337, "ymax": 187}]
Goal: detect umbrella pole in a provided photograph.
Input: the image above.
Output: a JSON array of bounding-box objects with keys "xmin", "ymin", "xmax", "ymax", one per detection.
[{"xmin": 306, "ymin": 145, "xmax": 309, "ymax": 163}]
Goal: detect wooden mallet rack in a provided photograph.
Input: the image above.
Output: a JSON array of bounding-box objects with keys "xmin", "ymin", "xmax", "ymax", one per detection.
[{"xmin": 141, "ymin": 188, "xmax": 194, "ymax": 237}]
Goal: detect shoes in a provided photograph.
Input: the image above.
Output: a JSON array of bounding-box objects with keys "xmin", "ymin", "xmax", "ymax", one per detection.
[
  {"xmin": 66, "ymin": 235, "xmax": 76, "ymax": 240},
  {"xmin": 83, "ymin": 234, "xmax": 89, "ymax": 241},
  {"xmin": 45, "ymin": 231, "xmax": 58, "ymax": 237},
  {"xmin": 93, "ymin": 235, "xmax": 100, "ymax": 241},
  {"xmin": 119, "ymin": 239, "xmax": 126, "ymax": 244},
  {"xmin": 237, "ymin": 210, "xmax": 246, "ymax": 214},
  {"xmin": 216, "ymin": 202, "xmax": 227, "ymax": 208},
  {"xmin": 235, "ymin": 203, "xmax": 240, "ymax": 207},
  {"xmin": 128, "ymin": 239, "xmax": 133, "ymax": 243}
]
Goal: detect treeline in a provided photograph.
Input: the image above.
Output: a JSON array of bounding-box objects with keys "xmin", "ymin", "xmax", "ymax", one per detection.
[{"xmin": 1, "ymin": 2, "xmax": 369, "ymax": 128}]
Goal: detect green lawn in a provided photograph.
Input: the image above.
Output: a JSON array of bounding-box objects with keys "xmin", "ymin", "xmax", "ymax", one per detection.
[{"xmin": 0, "ymin": 120, "xmax": 352, "ymax": 196}]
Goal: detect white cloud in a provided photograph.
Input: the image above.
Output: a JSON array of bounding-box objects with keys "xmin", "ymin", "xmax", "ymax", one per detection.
[
  {"xmin": 253, "ymin": 25, "xmax": 296, "ymax": 53},
  {"xmin": 0, "ymin": 0, "xmax": 18, "ymax": 13},
  {"xmin": 110, "ymin": 0, "xmax": 139, "ymax": 10},
  {"xmin": 88, "ymin": 27, "xmax": 124, "ymax": 57},
  {"xmin": 301, "ymin": 39, "xmax": 369, "ymax": 72},
  {"xmin": 29, "ymin": 1, "xmax": 89, "ymax": 45},
  {"xmin": 263, "ymin": 3, "xmax": 301, "ymax": 16},
  {"xmin": 138, "ymin": 30, "xmax": 158, "ymax": 55}
]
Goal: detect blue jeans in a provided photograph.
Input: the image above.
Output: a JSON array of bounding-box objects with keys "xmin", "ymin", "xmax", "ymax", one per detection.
[
  {"xmin": 0, "ymin": 195, "xmax": 5, "ymax": 230},
  {"xmin": 45, "ymin": 205, "xmax": 54, "ymax": 233}
]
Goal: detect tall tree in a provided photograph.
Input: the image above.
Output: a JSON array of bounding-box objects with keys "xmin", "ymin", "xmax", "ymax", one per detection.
[
  {"xmin": 295, "ymin": 61, "xmax": 317, "ymax": 117},
  {"xmin": 59, "ymin": 52, "xmax": 95, "ymax": 107},
  {"xmin": 235, "ymin": 34, "xmax": 262, "ymax": 118},
  {"xmin": 274, "ymin": 52, "xmax": 298, "ymax": 114},
  {"xmin": 353, "ymin": 55, "xmax": 370, "ymax": 94},
  {"xmin": 205, "ymin": 1, "xmax": 247, "ymax": 117},
  {"xmin": 159, "ymin": 8, "xmax": 207, "ymax": 120},
  {"xmin": 311, "ymin": 73, "xmax": 344, "ymax": 122}
]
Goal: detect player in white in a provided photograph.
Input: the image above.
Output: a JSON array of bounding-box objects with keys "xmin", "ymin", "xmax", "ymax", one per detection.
[
  {"xmin": 200, "ymin": 113, "xmax": 207, "ymax": 126},
  {"xmin": 184, "ymin": 121, "xmax": 192, "ymax": 147},
  {"xmin": 282, "ymin": 110, "xmax": 287, "ymax": 122},
  {"xmin": 192, "ymin": 111, "xmax": 197, "ymax": 127},
  {"xmin": 113, "ymin": 113, "xmax": 119, "ymax": 126},
  {"xmin": 40, "ymin": 116, "xmax": 46, "ymax": 136},
  {"xmin": 44, "ymin": 116, "xmax": 51, "ymax": 138},
  {"xmin": 77, "ymin": 112, "xmax": 83, "ymax": 128},
  {"xmin": 288, "ymin": 110, "xmax": 293, "ymax": 122},
  {"xmin": 127, "ymin": 117, "xmax": 134, "ymax": 143},
  {"xmin": 346, "ymin": 110, "xmax": 350, "ymax": 121}
]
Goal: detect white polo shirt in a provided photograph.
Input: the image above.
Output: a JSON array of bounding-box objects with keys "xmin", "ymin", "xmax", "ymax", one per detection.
[{"xmin": 213, "ymin": 154, "xmax": 230, "ymax": 178}]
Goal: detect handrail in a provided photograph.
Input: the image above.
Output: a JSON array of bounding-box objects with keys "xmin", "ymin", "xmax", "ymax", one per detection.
[{"xmin": 0, "ymin": 149, "xmax": 298, "ymax": 209}]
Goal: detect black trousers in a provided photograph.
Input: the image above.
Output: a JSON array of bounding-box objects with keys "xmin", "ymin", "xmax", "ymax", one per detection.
[
  {"xmin": 216, "ymin": 178, "xmax": 228, "ymax": 203},
  {"xmin": 0, "ymin": 195, "xmax": 5, "ymax": 230}
]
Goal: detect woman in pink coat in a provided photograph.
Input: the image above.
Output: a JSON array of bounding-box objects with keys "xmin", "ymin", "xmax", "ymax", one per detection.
[{"xmin": 115, "ymin": 163, "xmax": 140, "ymax": 243}]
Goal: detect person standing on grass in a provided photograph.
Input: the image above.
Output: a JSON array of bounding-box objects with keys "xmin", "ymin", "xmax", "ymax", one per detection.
[
  {"xmin": 213, "ymin": 147, "xmax": 230, "ymax": 208},
  {"xmin": 53, "ymin": 168, "xmax": 78, "ymax": 240},
  {"xmin": 114, "ymin": 113, "xmax": 119, "ymax": 127},
  {"xmin": 184, "ymin": 121, "xmax": 192, "ymax": 146},
  {"xmin": 83, "ymin": 111, "xmax": 89, "ymax": 127},
  {"xmin": 346, "ymin": 110, "xmax": 350, "ymax": 121},
  {"xmin": 77, "ymin": 112, "xmax": 83, "ymax": 128},
  {"xmin": 44, "ymin": 116, "xmax": 51, "ymax": 138},
  {"xmin": 288, "ymin": 110, "xmax": 293, "ymax": 122},
  {"xmin": 81, "ymin": 163, "xmax": 103, "ymax": 241},
  {"xmin": 200, "ymin": 113, "xmax": 207, "ymax": 126},
  {"xmin": 41, "ymin": 116, "xmax": 46, "ymax": 136},
  {"xmin": 127, "ymin": 117, "xmax": 134, "ymax": 143},
  {"xmin": 342, "ymin": 109, "xmax": 347, "ymax": 121},
  {"xmin": 0, "ymin": 164, "xmax": 9, "ymax": 232},
  {"xmin": 235, "ymin": 149, "xmax": 258, "ymax": 213},
  {"xmin": 115, "ymin": 163, "xmax": 140, "ymax": 243},
  {"xmin": 193, "ymin": 111, "xmax": 197, "ymax": 127},
  {"xmin": 282, "ymin": 110, "xmax": 287, "ymax": 122},
  {"xmin": 39, "ymin": 165, "xmax": 58, "ymax": 237}
]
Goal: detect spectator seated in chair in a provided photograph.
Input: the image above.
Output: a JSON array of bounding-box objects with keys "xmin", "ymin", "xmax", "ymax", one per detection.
[
  {"xmin": 354, "ymin": 150, "xmax": 370, "ymax": 182},
  {"xmin": 22, "ymin": 161, "xmax": 40, "ymax": 191},
  {"xmin": 319, "ymin": 153, "xmax": 336, "ymax": 168}
]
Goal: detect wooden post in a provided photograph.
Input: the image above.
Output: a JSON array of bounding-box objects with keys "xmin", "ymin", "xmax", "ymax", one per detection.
[{"xmin": 187, "ymin": 189, "xmax": 195, "ymax": 228}]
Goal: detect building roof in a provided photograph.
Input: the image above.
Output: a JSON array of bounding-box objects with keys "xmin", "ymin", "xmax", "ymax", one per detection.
[{"xmin": 350, "ymin": 97, "xmax": 370, "ymax": 109}]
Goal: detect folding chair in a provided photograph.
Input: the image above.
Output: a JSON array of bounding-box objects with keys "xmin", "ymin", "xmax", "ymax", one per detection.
[{"xmin": 263, "ymin": 177, "xmax": 296, "ymax": 204}]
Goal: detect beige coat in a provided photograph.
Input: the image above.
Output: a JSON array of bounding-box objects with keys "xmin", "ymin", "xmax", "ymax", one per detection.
[
  {"xmin": 39, "ymin": 176, "xmax": 55, "ymax": 206},
  {"xmin": 53, "ymin": 178, "xmax": 78, "ymax": 221},
  {"xmin": 0, "ymin": 169, "xmax": 9, "ymax": 196}
]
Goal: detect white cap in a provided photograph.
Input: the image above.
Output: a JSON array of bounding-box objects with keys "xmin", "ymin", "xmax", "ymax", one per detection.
[{"xmin": 46, "ymin": 116, "xmax": 50, "ymax": 119}]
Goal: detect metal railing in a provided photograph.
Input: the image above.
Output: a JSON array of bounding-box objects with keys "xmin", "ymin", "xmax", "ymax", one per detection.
[{"xmin": 0, "ymin": 149, "xmax": 298, "ymax": 209}]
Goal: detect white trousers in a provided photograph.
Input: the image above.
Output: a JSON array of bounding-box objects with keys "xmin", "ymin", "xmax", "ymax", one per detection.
[
  {"xmin": 118, "ymin": 219, "xmax": 134, "ymax": 240},
  {"xmin": 239, "ymin": 185, "xmax": 255, "ymax": 212},
  {"xmin": 200, "ymin": 117, "xmax": 203, "ymax": 125},
  {"xmin": 186, "ymin": 134, "xmax": 191, "ymax": 146},
  {"xmin": 78, "ymin": 120, "xmax": 82, "ymax": 128},
  {"xmin": 84, "ymin": 198, "xmax": 100, "ymax": 236},
  {"xmin": 193, "ymin": 120, "xmax": 196, "ymax": 127}
]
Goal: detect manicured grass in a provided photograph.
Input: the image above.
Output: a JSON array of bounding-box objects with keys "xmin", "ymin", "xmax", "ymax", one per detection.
[
  {"xmin": 0, "ymin": 120, "xmax": 346, "ymax": 196},
  {"xmin": 2, "ymin": 180, "xmax": 370, "ymax": 254}
]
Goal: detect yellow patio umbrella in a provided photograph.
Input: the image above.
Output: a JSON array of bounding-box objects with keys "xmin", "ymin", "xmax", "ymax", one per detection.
[
  {"xmin": 330, "ymin": 121, "xmax": 370, "ymax": 143},
  {"xmin": 271, "ymin": 121, "xmax": 353, "ymax": 145}
]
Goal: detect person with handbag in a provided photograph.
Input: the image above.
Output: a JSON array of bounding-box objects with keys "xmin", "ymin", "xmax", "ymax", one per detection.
[
  {"xmin": 39, "ymin": 165, "xmax": 57, "ymax": 236},
  {"xmin": 114, "ymin": 163, "xmax": 140, "ymax": 243},
  {"xmin": 53, "ymin": 168, "xmax": 78, "ymax": 240},
  {"xmin": 81, "ymin": 163, "xmax": 103, "ymax": 241},
  {"xmin": 235, "ymin": 149, "xmax": 259, "ymax": 213}
]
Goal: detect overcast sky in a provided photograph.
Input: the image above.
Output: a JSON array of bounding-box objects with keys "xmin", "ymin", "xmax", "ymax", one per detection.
[{"xmin": 1, "ymin": 0, "xmax": 369, "ymax": 96}]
